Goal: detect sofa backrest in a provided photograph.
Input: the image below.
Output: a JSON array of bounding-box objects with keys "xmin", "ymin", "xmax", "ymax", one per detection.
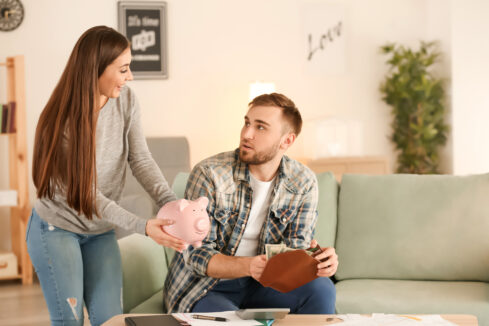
[
  {"xmin": 173, "ymin": 172, "xmax": 190, "ymax": 199},
  {"xmin": 335, "ymin": 173, "xmax": 489, "ymax": 282},
  {"xmin": 124, "ymin": 137, "xmax": 190, "ymax": 194},
  {"xmin": 123, "ymin": 137, "xmax": 191, "ymax": 213}
]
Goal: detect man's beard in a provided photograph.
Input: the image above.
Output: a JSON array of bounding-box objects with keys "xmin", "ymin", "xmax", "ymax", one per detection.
[{"xmin": 239, "ymin": 141, "xmax": 281, "ymax": 165}]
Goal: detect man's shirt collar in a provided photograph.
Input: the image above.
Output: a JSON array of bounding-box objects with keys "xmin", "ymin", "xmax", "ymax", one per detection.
[{"xmin": 233, "ymin": 148, "xmax": 299, "ymax": 193}]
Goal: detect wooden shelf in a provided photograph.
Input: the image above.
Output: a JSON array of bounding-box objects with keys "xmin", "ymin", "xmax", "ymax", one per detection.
[
  {"xmin": 0, "ymin": 55, "xmax": 32, "ymax": 285},
  {"xmin": 0, "ymin": 274, "xmax": 22, "ymax": 281},
  {"xmin": 303, "ymin": 156, "xmax": 390, "ymax": 182}
]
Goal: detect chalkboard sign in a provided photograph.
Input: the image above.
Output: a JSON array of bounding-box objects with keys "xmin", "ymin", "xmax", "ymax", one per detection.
[{"xmin": 118, "ymin": 1, "xmax": 168, "ymax": 79}]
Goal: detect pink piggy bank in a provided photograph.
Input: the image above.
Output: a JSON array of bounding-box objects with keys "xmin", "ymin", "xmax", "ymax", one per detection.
[{"xmin": 156, "ymin": 197, "xmax": 210, "ymax": 249}]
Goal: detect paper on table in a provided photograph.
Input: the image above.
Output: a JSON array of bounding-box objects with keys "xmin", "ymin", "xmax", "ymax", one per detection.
[
  {"xmin": 335, "ymin": 314, "xmax": 457, "ymax": 326},
  {"xmin": 173, "ymin": 311, "xmax": 262, "ymax": 326}
]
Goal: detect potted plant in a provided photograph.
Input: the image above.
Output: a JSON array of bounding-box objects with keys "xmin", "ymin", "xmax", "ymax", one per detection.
[{"xmin": 380, "ymin": 41, "xmax": 448, "ymax": 174}]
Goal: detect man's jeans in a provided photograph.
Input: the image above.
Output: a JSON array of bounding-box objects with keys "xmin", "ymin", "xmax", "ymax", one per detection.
[
  {"xmin": 192, "ymin": 276, "xmax": 336, "ymax": 314},
  {"xmin": 26, "ymin": 209, "xmax": 122, "ymax": 326}
]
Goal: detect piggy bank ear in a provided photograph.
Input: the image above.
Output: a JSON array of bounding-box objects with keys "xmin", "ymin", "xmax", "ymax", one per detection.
[
  {"xmin": 196, "ymin": 196, "xmax": 209, "ymax": 208},
  {"xmin": 176, "ymin": 199, "xmax": 189, "ymax": 212}
]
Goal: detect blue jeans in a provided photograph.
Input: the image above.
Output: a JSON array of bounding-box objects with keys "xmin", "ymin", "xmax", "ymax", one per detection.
[
  {"xmin": 26, "ymin": 209, "xmax": 122, "ymax": 326},
  {"xmin": 192, "ymin": 276, "xmax": 336, "ymax": 314}
]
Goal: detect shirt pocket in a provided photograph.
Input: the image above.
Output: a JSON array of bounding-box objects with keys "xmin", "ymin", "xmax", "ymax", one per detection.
[
  {"xmin": 213, "ymin": 208, "xmax": 239, "ymax": 250},
  {"xmin": 270, "ymin": 191, "xmax": 302, "ymax": 226},
  {"xmin": 214, "ymin": 209, "xmax": 232, "ymax": 225},
  {"xmin": 272, "ymin": 208, "xmax": 296, "ymax": 225},
  {"xmin": 215, "ymin": 191, "xmax": 241, "ymax": 211}
]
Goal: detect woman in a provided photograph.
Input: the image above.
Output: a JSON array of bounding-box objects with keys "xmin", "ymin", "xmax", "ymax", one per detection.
[{"xmin": 27, "ymin": 26, "xmax": 185, "ymax": 326}]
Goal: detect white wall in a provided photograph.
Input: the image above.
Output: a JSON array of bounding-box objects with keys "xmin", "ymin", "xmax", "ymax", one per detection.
[
  {"xmin": 0, "ymin": 0, "xmax": 452, "ymax": 250},
  {"xmin": 426, "ymin": 0, "xmax": 452, "ymax": 174},
  {"xmin": 451, "ymin": 0, "xmax": 489, "ymax": 175}
]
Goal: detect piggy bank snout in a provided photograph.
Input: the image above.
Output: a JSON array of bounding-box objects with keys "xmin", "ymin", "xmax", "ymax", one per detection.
[{"xmin": 194, "ymin": 218, "xmax": 209, "ymax": 233}]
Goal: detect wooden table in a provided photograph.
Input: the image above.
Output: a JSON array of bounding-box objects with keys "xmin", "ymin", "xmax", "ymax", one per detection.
[{"xmin": 103, "ymin": 313, "xmax": 478, "ymax": 325}]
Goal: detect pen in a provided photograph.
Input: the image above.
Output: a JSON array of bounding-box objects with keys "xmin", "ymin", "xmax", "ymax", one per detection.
[{"xmin": 192, "ymin": 314, "xmax": 229, "ymax": 322}]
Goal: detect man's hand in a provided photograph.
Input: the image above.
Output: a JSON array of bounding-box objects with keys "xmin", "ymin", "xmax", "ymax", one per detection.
[
  {"xmin": 146, "ymin": 218, "xmax": 186, "ymax": 252},
  {"xmin": 310, "ymin": 239, "xmax": 339, "ymax": 277},
  {"xmin": 248, "ymin": 255, "xmax": 267, "ymax": 281},
  {"xmin": 207, "ymin": 254, "xmax": 267, "ymax": 279}
]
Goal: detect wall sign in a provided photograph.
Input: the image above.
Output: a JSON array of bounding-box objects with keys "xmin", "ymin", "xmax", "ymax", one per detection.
[
  {"xmin": 118, "ymin": 1, "xmax": 168, "ymax": 79},
  {"xmin": 303, "ymin": 3, "xmax": 346, "ymax": 75}
]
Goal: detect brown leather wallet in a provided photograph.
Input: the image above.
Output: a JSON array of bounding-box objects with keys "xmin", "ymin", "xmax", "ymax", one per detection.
[{"xmin": 259, "ymin": 246, "xmax": 324, "ymax": 293}]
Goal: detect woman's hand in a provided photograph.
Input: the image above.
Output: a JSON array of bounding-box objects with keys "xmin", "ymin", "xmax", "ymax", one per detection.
[
  {"xmin": 145, "ymin": 218, "xmax": 187, "ymax": 252},
  {"xmin": 310, "ymin": 239, "xmax": 339, "ymax": 277}
]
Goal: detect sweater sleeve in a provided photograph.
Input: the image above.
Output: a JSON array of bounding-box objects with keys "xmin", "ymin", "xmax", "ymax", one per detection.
[{"xmin": 95, "ymin": 189, "xmax": 148, "ymax": 235}]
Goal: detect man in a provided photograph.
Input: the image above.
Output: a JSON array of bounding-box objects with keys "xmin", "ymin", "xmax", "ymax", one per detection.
[{"xmin": 163, "ymin": 93, "xmax": 338, "ymax": 313}]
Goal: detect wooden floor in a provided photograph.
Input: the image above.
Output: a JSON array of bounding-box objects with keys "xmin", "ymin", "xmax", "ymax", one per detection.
[{"xmin": 0, "ymin": 280, "xmax": 90, "ymax": 326}]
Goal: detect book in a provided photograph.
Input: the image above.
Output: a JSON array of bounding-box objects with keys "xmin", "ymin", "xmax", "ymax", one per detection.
[
  {"xmin": 7, "ymin": 102, "xmax": 16, "ymax": 133},
  {"xmin": 1, "ymin": 104, "xmax": 8, "ymax": 133},
  {"xmin": 0, "ymin": 104, "xmax": 3, "ymax": 133},
  {"xmin": 5, "ymin": 102, "xmax": 12, "ymax": 133},
  {"xmin": 124, "ymin": 315, "xmax": 182, "ymax": 326}
]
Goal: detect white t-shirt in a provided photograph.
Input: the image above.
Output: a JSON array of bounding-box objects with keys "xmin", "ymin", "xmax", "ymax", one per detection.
[{"xmin": 235, "ymin": 173, "xmax": 275, "ymax": 257}]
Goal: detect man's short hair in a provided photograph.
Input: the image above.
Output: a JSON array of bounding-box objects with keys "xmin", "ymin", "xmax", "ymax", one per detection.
[{"xmin": 248, "ymin": 93, "xmax": 302, "ymax": 136}]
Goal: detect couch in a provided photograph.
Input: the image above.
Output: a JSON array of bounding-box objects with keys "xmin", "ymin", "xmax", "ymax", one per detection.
[{"xmin": 119, "ymin": 170, "xmax": 489, "ymax": 325}]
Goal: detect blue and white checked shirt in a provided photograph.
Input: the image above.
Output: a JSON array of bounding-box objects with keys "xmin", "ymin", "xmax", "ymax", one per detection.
[{"xmin": 163, "ymin": 150, "xmax": 319, "ymax": 312}]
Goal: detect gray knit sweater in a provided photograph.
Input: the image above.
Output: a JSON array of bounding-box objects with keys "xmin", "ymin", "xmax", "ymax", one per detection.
[{"xmin": 34, "ymin": 86, "xmax": 176, "ymax": 235}]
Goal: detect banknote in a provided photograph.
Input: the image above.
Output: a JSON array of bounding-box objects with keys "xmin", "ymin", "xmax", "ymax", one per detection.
[
  {"xmin": 265, "ymin": 243, "xmax": 319, "ymax": 259},
  {"xmin": 265, "ymin": 244, "xmax": 285, "ymax": 260}
]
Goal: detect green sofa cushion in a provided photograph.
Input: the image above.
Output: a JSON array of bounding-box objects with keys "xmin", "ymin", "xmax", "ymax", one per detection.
[
  {"xmin": 119, "ymin": 234, "xmax": 168, "ymax": 313},
  {"xmin": 314, "ymin": 172, "xmax": 338, "ymax": 248},
  {"xmin": 172, "ymin": 172, "xmax": 189, "ymax": 199},
  {"xmin": 335, "ymin": 173, "xmax": 489, "ymax": 282},
  {"xmin": 130, "ymin": 290, "xmax": 165, "ymax": 314},
  {"xmin": 336, "ymin": 279, "xmax": 489, "ymax": 325}
]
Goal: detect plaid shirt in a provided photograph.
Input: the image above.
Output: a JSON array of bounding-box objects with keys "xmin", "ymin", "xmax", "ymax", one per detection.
[{"xmin": 163, "ymin": 149, "xmax": 319, "ymax": 312}]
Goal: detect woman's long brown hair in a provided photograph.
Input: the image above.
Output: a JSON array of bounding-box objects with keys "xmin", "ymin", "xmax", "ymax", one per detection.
[{"xmin": 33, "ymin": 26, "xmax": 129, "ymax": 219}]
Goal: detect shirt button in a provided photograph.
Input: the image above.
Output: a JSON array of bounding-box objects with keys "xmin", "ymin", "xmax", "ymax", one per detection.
[
  {"xmin": 281, "ymin": 218, "xmax": 286, "ymax": 223},
  {"xmin": 203, "ymin": 289, "xmax": 207, "ymax": 294},
  {"xmin": 186, "ymin": 309, "xmax": 190, "ymax": 312}
]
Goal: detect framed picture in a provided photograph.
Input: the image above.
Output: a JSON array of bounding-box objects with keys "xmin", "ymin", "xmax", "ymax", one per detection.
[{"xmin": 118, "ymin": 1, "xmax": 168, "ymax": 79}]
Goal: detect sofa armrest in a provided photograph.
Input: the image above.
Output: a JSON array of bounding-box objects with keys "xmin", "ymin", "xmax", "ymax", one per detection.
[
  {"xmin": 118, "ymin": 234, "xmax": 168, "ymax": 313},
  {"xmin": 315, "ymin": 172, "xmax": 338, "ymax": 248}
]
